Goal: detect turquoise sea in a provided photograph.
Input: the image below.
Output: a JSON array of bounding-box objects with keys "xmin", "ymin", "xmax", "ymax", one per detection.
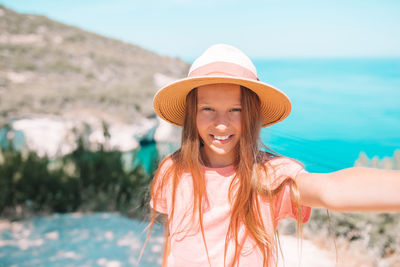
[{"xmin": 255, "ymin": 59, "xmax": 400, "ymax": 172}]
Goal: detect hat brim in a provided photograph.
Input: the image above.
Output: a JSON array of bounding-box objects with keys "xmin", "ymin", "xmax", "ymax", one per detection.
[{"xmin": 153, "ymin": 75, "xmax": 291, "ymax": 128}]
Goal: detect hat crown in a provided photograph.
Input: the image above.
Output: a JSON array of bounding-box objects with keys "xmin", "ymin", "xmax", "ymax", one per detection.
[{"xmin": 188, "ymin": 44, "xmax": 257, "ymax": 77}]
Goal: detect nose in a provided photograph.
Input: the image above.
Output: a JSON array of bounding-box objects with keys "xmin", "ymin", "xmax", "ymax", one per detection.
[{"xmin": 214, "ymin": 112, "xmax": 230, "ymax": 130}]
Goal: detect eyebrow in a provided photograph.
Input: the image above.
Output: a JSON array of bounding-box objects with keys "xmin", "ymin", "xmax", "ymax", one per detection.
[{"xmin": 197, "ymin": 102, "xmax": 241, "ymax": 105}]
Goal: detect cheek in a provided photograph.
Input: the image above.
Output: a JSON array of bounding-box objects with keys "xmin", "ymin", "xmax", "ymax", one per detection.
[
  {"xmin": 230, "ymin": 115, "xmax": 242, "ymax": 132},
  {"xmin": 195, "ymin": 115, "xmax": 202, "ymax": 130},
  {"xmin": 196, "ymin": 115, "xmax": 208, "ymax": 137},
  {"xmin": 196, "ymin": 113, "xmax": 211, "ymax": 128}
]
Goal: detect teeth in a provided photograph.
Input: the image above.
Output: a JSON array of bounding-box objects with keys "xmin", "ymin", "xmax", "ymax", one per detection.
[{"xmin": 213, "ymin": 135, "xmax": 230, "ymax": 140}]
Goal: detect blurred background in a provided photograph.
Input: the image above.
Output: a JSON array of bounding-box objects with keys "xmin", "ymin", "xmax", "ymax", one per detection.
[{"xmin": 0, "ymin": 0, "xmax": 399, "ymax": 266}]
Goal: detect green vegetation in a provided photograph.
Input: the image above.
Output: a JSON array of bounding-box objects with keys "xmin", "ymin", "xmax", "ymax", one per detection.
[
  {"xmin": 0, "ymin": 130, "xmax": 158, "ymax": 220},
  {"xmin": 307, "ymin": 210, "xmax": 400, "ymax": 258}
]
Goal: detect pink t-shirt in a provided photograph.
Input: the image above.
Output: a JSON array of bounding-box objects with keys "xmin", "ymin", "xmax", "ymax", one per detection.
[{"xmin": 150, "ymin": 156, "xmax": 311, "ymax": 267}]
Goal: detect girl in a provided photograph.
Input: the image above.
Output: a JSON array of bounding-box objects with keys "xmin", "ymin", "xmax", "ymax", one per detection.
[{"xmin": 148, "ymin": 44, "xmax": 400, "ymax": 267}]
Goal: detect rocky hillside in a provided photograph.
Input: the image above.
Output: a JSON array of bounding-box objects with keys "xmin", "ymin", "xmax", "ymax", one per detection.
[{"xmin": 0, "ymin": 5, "xmax": 189, "ymax": 125}]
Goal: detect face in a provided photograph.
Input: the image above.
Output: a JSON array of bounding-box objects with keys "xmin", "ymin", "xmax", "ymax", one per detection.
[{"xmin": 196, "ymin": 83, "xmax": 242, "ymax": 168}]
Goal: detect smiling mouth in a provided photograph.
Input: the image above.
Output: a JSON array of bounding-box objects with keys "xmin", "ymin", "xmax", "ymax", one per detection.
[{"xmin": 210, "ymin": 134, "xmax": 233, "ymax": 143}]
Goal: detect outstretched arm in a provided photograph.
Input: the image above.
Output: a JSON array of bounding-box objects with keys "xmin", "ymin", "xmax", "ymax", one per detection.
[{"xmin": 296, "ymin": 167, "xmax": 400, "ymax": 212}]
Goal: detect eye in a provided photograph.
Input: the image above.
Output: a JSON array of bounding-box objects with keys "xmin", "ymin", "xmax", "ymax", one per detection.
[
  {"xmin": 201, "ymin": 107, "xmax": 213, "ymax": 111},
  {"xmin": 230, "ymin": 108, "xmax": 242, "ymax": 112}
]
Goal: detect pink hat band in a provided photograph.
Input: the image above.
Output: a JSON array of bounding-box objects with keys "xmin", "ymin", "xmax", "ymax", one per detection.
[{"xmin": 188, "ymin": 61, "xmax": 259, "ymax": 81}]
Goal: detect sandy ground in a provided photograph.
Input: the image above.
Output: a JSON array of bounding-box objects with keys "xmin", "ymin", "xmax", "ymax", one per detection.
[
  {"xmin": 279, "ymin": 234, "xmax": 400, "ymax": 267},
  {"xmin": 278, "ymin": 235, "xmax": 336, "ymax": 267}
]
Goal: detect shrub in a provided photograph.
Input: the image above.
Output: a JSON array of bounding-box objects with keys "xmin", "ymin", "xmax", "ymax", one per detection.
[{"xmin": 0, "ymin": 129, "xmax": 157, "ymax": 219}]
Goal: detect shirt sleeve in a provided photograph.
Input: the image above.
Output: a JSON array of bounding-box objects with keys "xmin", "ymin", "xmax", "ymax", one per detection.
[
  {"xmin": 266, "ymin": 157, "xmax": 312, "ymax": 224},
  {"xmin": 149, "ymin": 158, "xmax": 172, "ymax": 214}
]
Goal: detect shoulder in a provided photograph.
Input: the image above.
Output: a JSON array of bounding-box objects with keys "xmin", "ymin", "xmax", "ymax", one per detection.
[
  {"xmin": 267, "ymin": 157, "xmax": 305, "ymax": 176},
  {"xmin": 259, "ymin": 152, "xmax": 306, "ymax": 186},
  {"xmin": 158, "ymin": 154, "xmax": 175, "ymax": 171},
  {"xmin": 153, "ymin": 154, "xmax": 176, "ymax": 183},
  {"xmin": 266, "ymin": 156, "xmax": 304, "ymax": 170},
  {"xmin": 156, "ymin": 149, "xmax": 184, "ymax": 173},
  {"xmin": 259, "ymin": 151, "xmax": 303, "ymax": 169}
]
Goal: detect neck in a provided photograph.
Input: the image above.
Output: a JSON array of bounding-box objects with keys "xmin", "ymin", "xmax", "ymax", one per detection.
[{"xmin": 200, "ymin": 147, "xmax": 234, "ymax": 168}]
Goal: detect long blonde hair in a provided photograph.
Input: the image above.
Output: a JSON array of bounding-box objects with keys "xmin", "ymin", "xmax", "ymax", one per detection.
[{"xmin": 148, "ymin": 86, "xmax": 304, "ymax": 267}]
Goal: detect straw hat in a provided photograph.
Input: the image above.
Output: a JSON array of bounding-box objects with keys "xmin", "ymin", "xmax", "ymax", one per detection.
[{"xmin": 153, "ymin": 44, "xmax": 291, "ymax": 128}]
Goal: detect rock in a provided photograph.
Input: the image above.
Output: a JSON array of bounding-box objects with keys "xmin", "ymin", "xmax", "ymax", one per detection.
[{"xmin": 9, "ymin": 115, "xmax": 158, "ymax": 158}]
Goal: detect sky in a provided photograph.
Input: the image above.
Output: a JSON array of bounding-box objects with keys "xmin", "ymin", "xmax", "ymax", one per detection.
[{"xmin": 1, "ymin": 0, "xmax": 400, "ymax": 60}]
